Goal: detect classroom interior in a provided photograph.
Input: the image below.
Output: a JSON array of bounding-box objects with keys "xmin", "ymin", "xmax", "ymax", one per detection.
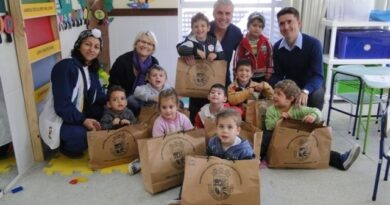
[{"xmin": 1, "ymin": 0, "xmax": 390, "ymax": 204}]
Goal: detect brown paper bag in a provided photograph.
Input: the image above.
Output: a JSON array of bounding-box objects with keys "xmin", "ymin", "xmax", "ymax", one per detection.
[
  {"xmin": 175, "ymin": 58, "xmax": 227, "ymax": 98},
  {"xmin": 181, "ymin": 155, "xmax": 260, "ymax": 205},
  {"xmin": 245, "ymin": 99, "xmax": 273, "ymax": 130},
  {"xmin": 137, "ymin": 129, "xmax": 206, "ymax": 194},
  {"xmin": 267, "ymin": 119, "xmax": 332, "ymax": 169},
  {"xmin": 203, "ymin": 120, "xmax": 262, "ymax": 159},
  {"xmin": 87, "ymin": 124, "xmax": 150, "ymax": 170}
]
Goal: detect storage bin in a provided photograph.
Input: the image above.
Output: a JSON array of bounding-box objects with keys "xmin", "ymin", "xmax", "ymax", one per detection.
[{"xmin": 335, "ymin": 29, "xmax": 390, "ymax": 59}]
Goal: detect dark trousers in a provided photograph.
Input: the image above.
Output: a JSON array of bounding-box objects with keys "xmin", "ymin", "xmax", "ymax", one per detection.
[
  {"xmin": 189, "ymin": 97, "xmax": 208, "ymax": 123},
  {"xmin": 261, "ymin": 130, "xmax": 345, "ymax": 170},
  {"xmin": 308, "ymin": 86, "xmax": 325, "ymax": 111},
  {"xmin": 59, "ymin": 103, "xmax": 103, "ymax": 156}
]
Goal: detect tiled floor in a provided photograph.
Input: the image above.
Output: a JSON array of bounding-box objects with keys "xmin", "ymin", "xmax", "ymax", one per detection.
[{"xmin": 1, "ymin": 102, "xmax": 390, "ymax": 205}]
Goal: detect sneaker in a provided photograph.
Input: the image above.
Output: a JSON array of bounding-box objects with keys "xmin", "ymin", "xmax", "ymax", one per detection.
[
  {"xmin": 128, "ymin": 158, "xmax": 141, "ymax": 175},
  {"xmin": 166, "ymin": 199, "xmax": 181, "ymax": 205},
  {"xmin": 341, "ymin": 144, "xmax": 361, "ymax": 170}
]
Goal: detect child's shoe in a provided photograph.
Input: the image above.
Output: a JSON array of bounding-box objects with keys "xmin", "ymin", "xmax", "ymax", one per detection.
[
  {"xmin": 259, "ymin": 159, "xmax": 268, "ymax": 169},
  {"xmin": 128, "ymin": 158, "xmax": 141, "ymax": 175},
  {"xmin": 341, "ymin": 144, "xmax": 361, "ymax": 170}
]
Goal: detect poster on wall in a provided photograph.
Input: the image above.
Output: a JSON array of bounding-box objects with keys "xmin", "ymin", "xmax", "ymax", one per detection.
[{"xmin": 113, "ymin": 0, "xmax": 178, "ymax": 9}]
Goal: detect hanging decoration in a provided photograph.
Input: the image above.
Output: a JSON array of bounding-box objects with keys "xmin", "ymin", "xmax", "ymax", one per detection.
[{"xmin": 3, "ymin": 13, "xmax": 13, "ymax": 43}]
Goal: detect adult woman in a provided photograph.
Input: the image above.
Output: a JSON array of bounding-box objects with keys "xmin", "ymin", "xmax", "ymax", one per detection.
[
  {"xmin": 40, "ymin": 29, "xmax": 106, "ymax": 158},
  {"xmin": 109, "ymin": 31, "xmax": 159, "ymax": 116}
]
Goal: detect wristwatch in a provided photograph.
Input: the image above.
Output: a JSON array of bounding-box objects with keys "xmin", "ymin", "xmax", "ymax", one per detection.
[{"xmin": 302, "ymin": 89, "xmax": 309, "ymax": 95}]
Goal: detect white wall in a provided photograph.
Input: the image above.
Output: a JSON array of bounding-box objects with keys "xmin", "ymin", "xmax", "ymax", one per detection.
[
  {"xmin": 0, "ymin": 37, "xmax": 34, "ymax": 175},
  {"xmin": 59, "ymin": 26, "xmax": 87, "ymax": 58},
  {"xmin": 109, "ymin": 16, "xmax": 179, "ymax": 86}
]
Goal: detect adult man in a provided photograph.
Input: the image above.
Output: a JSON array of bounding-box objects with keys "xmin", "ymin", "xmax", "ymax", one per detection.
[
  {"xmin": 184, "ymin": 0, "xmax": 243, "ymax": 122},
  {"xmin": 270, "ymin": 7, "xmax": 324, "ymax": 110}
]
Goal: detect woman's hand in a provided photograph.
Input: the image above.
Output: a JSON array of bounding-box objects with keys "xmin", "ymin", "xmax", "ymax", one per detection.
[
  {"xmin": 302, "ymin": 114, "xmax": 316, "ymax": 123},
  {"xmin": 207, "ymin": 53, "xmax": 217, "ymax": 61},
  {"xmin": 83, "ymin": 118, "xmax": 101, "ymax": 131}
]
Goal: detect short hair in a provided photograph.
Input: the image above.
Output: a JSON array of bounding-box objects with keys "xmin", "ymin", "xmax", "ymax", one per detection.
[
  {"xmin": 107, "ymin": 85, "xmax": 126, "ymax": 101},
  {"xmin": 147, "ymin": 64, "xmax": 167, "ymax": 80},
  {"xmin": 247, "ymin": 11, "xmax": 265, "ymax": 29},
  {"xmin": 158, "ymin": 88, "xmax": 179, "ymax": 108},
  {"xmin": 216, "ymin": 108, "xmax": 242, "ymax": 127},
  {"xmin": 277, "ymin": 7, "xmax": 300, "ymax": 20},
  {"xmin": 191, "ymin": 12, "xmax": 210, "ymax": 27},
  {"xmin": 235, "ymin": 58, "xmax": 252, "ymax": 72},
  {"xmin": 133, "ymin": 30, "xmax": 158, "ymax": 53},
  {"xmin": 274, "ymin": 79, "xmax": 301, "ymax": 103},
  {"xmin": 209, "ymin": 83, "xmax": 227, "ymax": 97},
  {"xmin": 213, "ymin": 0, "xmax": 234, "ymax": 12}
]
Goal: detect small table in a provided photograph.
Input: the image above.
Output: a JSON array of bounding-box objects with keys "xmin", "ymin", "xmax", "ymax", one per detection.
[{"xmin": 326, "ymin": 66, "xmax": 390, "ymax": 153}]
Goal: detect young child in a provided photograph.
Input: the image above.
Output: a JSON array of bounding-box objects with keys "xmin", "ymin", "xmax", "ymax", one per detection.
[
  {"xmin": 152, "ymin": 88, "xmax": 194, "ymax": 138},
  {"xmin": 194, "ymin": 83, "xmax": 242, "ymax": 128},
  {"xmin": 207, "ymin": 108, "xmax": 255, "ymax": 160},
  {"xmin": 234, "ymin": 11, "xmax": 273, "ymax": 82},
  {"xmin": 228, "ymin": 59, "xmax": 274, "ymax": 110},
  {"xmin": 262, "ymin": 79, "xmax": 360, "ymax": 171},
  {"xmin": 131, "ymin": 64, "xmax": 171, "ymax": 108},
  {"xmin": 167, "ymin": 108, "xmax": 255, "ymax": 204},
  {"xmin": 177, "ymin": 12, "xmax": 224, "ymax": 61},
  {"xmin": 100, "ymin": 86, "xmax": 137, "ymax": 130},
  {"xmin": 176, "ymin": 12, "xmax": 225, "ymax": 123}
]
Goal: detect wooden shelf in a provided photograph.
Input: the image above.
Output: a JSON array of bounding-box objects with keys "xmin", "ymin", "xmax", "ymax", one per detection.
[
  {"xmin": 22, "ymin": 2, "xmax": 56, "ymax": 19},
  {"xmin": 28, "ymin": 40, "xmax": 61, "ymax": 63}
]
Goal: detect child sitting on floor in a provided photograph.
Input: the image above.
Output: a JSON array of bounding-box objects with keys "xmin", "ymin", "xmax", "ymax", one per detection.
[
  {"xmin": 167, "ymin": 108, "xmax": 255, "ymax": 204},
  {"xmin": 228, "ymin": 59, "xmax": 274, "ymax": 113},
  {"xmin": 262, "ymin": 79, "xmax": 360, "ymax": 170},
  {"xmin": 128, "ymin": 88, "xmax": 194, "ymax": 175},
  {"xmin": 152, "ymin": 88, "xmax": 194, "ymax": 137},
  {"xmin": 100, "ymin": 85, "xmax": 137, "ymax": 130},
  {"xmin": 194, "ymin": 83, "xmax": 242, "ymax": 128}
]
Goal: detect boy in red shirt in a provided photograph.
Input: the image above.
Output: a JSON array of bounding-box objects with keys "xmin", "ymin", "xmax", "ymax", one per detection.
[{"xmin": 234, "ymin": 12, "xmax": 273, "ymax": 82}]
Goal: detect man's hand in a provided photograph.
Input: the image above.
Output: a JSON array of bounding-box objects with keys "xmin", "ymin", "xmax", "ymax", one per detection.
[
  {"xmin": 298, "ymin": 92, "xmax": 308, "ymax": 106},
  {"xmin": 83, "ymin": 118, "xmax": 101, "ymax": 131}
]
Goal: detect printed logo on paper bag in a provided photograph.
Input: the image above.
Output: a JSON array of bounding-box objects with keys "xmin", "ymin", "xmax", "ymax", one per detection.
[
  {"xmin": 103, "ymin": 130, "xmax": 131, "ymax": 157},
  {"xmin": 190, "ymin": 63, "xmax": 211, "ymax": 87},
  {"xmin": 199, "ymin": 164, "xmax": 242, "ymax": 201},
  {"xmin": 287, "ymin": 135, "xmax": 315, "ymax": 161},
  {"xmin": 161, "ymin": 137, "xmax": 196, "ymax": 170}
]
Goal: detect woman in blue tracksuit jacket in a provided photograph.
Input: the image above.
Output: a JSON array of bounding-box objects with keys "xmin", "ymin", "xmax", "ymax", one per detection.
[{"xmin": 51, "ymin": 29, "xmax": 106, "ymax": 158}]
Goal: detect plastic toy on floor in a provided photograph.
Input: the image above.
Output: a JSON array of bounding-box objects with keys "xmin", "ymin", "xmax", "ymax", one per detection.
[{"xmin": 0, "ymin": 156, "xmax": 16, "ymax": 174}]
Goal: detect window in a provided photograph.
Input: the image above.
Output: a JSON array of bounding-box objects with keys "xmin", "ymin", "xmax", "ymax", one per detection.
[{"xmin": 179, "ymin": 0, "xmax": 291, "ymax": 44}]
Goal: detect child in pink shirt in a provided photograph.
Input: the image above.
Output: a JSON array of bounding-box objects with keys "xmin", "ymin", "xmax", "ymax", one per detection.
[{"xmin": 152, "ymin": 88, "xmax": 194, "ymax": 137}]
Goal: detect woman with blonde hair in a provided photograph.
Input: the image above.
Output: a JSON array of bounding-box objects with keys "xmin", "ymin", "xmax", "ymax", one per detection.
[{"xmin": 109, "ymin": 30, "xmax": 159, "ymax": 116}]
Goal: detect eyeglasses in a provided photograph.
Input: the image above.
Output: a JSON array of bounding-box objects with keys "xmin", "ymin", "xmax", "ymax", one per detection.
[{"xmin": 138, "ymin": 40, "xmax": 154, "ymax": 47}]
